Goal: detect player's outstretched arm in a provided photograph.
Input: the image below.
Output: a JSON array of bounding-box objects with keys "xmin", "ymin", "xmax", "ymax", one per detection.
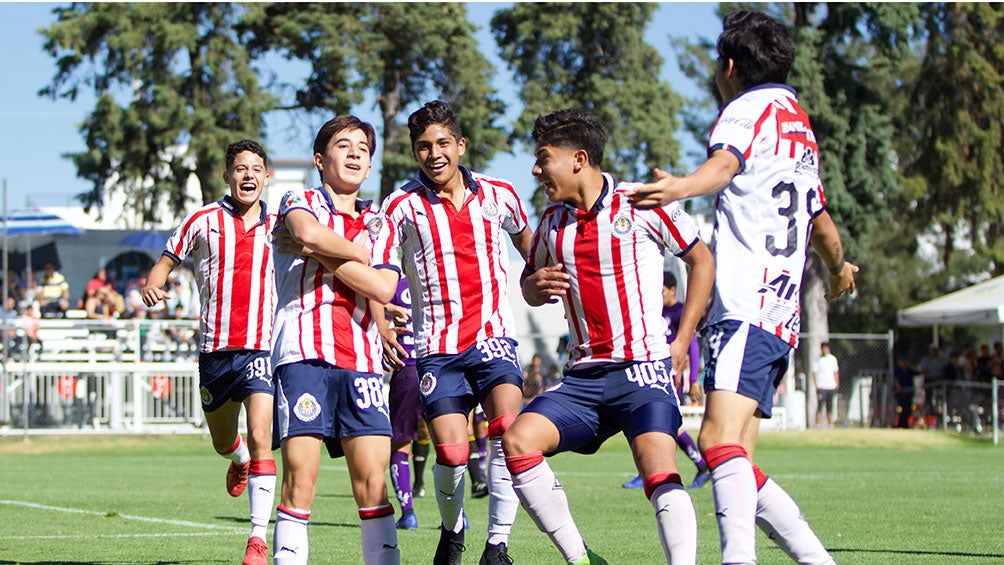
[
  {"xmin": 670, "ymin": 240, "xmax": 715, "ymax": 381},
  {"xmin": 142, "ymin": 255, "xmax": 179, "ymax": 307},
  {"xmin": 328, "ymin": 262, "xmax": 399, "ymax": 304},
  {"xmin": 509, "ymin": 227, "xmax": 533, "ymax": 263},
  {"xmin": 521, "ymin": 264, "xmax": 570, "ymax": 307},
  {"xmin": 627, "ymin": 150, "xmax": 741, "ymax": 209},
  {"xmin": 809, "ymin": 210, "xmax": 858, "ymax": 299},
  {"xmin": 283, "ymin": 209, "xmax": 368, "ymax": 264}
]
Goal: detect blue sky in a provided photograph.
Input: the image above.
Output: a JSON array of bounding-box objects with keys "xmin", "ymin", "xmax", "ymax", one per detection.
[{"xmin": 0, "ymin": 2, "xmax": 721, "ymax": 212}]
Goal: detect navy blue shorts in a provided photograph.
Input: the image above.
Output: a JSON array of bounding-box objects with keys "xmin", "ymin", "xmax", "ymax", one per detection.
[
  {"xmin": 198, "ymin": 349, "xmax": 273, "ymax": 412},
  {"xmin": 523, "ymin": 358, "xmax": 682, "ymax": 455},
  {"xmin": 273, "ymin": 359, "xmax": 391, "ymax": 457},
  {"xmin": 702, "ymin": 320, "xmax": 791, "ymax": 418},
  {"xmin": 389, "ymin": 364, "xmax": 423, "ymax": 443},
  {"xmin": 417, "ymin": 338, "xmax": 523, "ymax": 420}
]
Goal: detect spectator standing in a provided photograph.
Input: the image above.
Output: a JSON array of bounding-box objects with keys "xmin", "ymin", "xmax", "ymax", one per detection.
[
  {"xmin": 812, "ymin": 342, "xmax": 840, "ymax": 429},
  {"xmin": 918, "ymin": 345, "xmax": 946, "ymax": 421},
  {"xmin": 893, "ymin": 356, "xmax": 917, "ymax": 428},
  {"xmin": 522, "ymin": 353, "xmax": 545, "ymax": 405}
]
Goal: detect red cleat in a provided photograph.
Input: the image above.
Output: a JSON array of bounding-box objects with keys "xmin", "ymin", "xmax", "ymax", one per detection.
[
  {"xmin": 242, "ymin": 536, "xmax": 268, "ymax": 565},
  {"xmin": 227, "ymin": 460, "xmax": 251, "ymax": 497}
]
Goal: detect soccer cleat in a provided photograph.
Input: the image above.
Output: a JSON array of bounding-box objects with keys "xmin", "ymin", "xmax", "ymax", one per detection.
[
  {"xmin": 242, "ymin": 536, "xmax": 268, "ymax": 565},
  {"xmin": 570, "ymin": 548, "xmax": 609, "ymax": 565},
  {"xmin": 396, "ymin": 509, "xmax": 419, "ymax": 530},
  {"xmin": 479, "ymin": 541, "xmax": 513, "ymax": 565},
  {"xmin": 463, "ymin": 511, "xmax": 470, "ymax": 530},
  {"xmin": 227, "ymin": 460, "xmax": 251, "ymax": 497},
  {"xmin": 414, "ymin": 483, "xmax": 426, "ymax": 498},
  {"xmin": 471, "ymin": 481, "xmax": 489, "ymax": 498},
  {"xmin": 688, "ymin": 469, "xmax": 711, "ymax": 489},
  {"xmin": 433, "ymin": 526, "xmax": 465, "ymax": 565},
  {"xmin": 621, "ymin": 475, "xmax": 643, "ymax": 489}
]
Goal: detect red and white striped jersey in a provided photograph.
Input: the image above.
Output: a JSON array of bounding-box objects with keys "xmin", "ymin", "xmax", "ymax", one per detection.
[
  {"xmin": 271, "ymin": 187, "xmax": 398, "ymax": 373},
  {"xmin": 706, "ymin": 84, "xmax": 826, "ymax": 347},
  {"xmin": 375, "ymin": 167, "xmax": 528, "ymax": 357},
  {"xmin": 164, "ymin": 196, "xmax": 276, "ymax": 353},
  {"xmin": 528, "ymin": 174, "xmax": 700, "ymax": 370}
]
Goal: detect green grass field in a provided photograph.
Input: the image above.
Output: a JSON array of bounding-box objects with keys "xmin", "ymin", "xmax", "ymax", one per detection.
[{"xmin": 0, "ymin": 430, "xmax": 1002, "ymax": 564}]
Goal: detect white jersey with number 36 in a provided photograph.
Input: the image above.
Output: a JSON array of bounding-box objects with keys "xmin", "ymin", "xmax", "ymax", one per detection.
[{"xmin": 705, "ymin": 84, "xmax": 825, "ymax": 347}]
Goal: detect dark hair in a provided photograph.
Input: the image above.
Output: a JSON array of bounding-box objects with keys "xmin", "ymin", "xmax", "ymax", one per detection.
[
  {"xmin": 225, "ymin": 139, "xmax": 268, "ymax": 169},
  {"xmin": 313, "ymin": 115, "xmax": 377, "ymax": 158},
  {"xmin": 531, "ymin": 109, "xmax": 606, "ymax": 167},
  {"xmin": 408, "ymin": 100, "xmax": 462, "ymax": 148},
  {"xmin": 821, "ymin": 342, "xmax": 830, "ymax": 349},
  {"xmin": 717, "ymin": 10, "xmax": 794, "ymax": 87},
  {"xmin": 663, "ymin": 271, "xmax": 677, "ymax": 290}
]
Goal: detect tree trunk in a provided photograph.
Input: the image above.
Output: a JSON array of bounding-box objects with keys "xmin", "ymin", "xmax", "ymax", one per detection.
[{"xmin": 801, "ymin": 253, "xmax": 830, "ymax": 428}]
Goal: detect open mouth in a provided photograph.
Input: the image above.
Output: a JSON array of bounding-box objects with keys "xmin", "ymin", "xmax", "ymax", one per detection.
[{"xmin": 239, "ymin": 182, "xmax": 257, "ymax": 194}]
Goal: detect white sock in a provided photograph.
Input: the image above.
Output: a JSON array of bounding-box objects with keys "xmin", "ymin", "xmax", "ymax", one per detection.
[
  {"xmin": 273, "ymin": 506, "xmax": 309, "ymax": 565},
  {"xmin": 224, "ymin": 434, "xmax": 250, "ymax": 465},
  {"xmin": 511, "ymin": 460, "xmax": 586, "ymax": 563},
  {"xmin": 756, "ymin": 478, "xmax": 835, "ymax": 565},
  {"xmin": 487, "ymin": 438, "xmax": 519, "ymax": 545},
  {"xmin": 433, "ymin": 462, "xmax": 467, "ymax": 533},
  {"xmin": 248, "ymin": 471, "xmax": 277, "ymax": 541},
  {"xmin": 710, "ymin": 457, "xmax": 757, "ymax": 565},
  {"xmin": 650, "ymin": 482, "xmax": 697, "ymax": 564},
  {"xmin": 360, "ymin": 507, "xmax": 400, "ymax": 565}
]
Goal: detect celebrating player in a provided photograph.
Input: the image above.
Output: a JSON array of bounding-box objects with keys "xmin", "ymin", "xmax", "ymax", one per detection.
[
  {"xmin": 270, "ymin": 115, "xmax": 401, "ymax": 565},
  {"xmin": 504, "ymin": 108, "xmax": 715, "ymax": 565},
  {"xmin": 628, "ymin": 10, "xmax": 856, "ymax": 564},
  {"xmin": 142, "ymin": 139, "xmax": 277, "ymax": 565},
  {"xmin": 373, "ymin": 100, "xmax": 531, "ymax": 565}
]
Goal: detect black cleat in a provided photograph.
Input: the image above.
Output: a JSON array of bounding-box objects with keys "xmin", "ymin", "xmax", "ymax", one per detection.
[
  {"xmin": 433, "ymin": 525, "xmax": 466, "ymax": 565},
  {"xmin": 479, "ymin": 541, "xmax": 513, "ymax": 565},
  {"xmin": 471, "ymin": 481, "xmax": 489, "ymax": 499}
]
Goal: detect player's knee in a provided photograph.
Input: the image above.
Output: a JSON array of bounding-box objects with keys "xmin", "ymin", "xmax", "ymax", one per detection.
[
  {"xmin": 434, "ymin": 443, "xmax": 470, "ymax": 467},
  {"xmin": 500, "ymin": 424, "xmax": 535, "ymax": 457}
]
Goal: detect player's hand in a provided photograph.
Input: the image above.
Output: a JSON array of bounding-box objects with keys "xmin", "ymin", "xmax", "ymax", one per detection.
[
  {"xmin": 670, "ymin": 339, "xmax": 689, "ymax": 388},
  {"xmin": 825, "ymin": 261, "xmax": 859, "ymax": 300},
  {"xmin": 141, "ymin": 286, "xmax": 168, "ymax": 308},
  {"xmin": 272, "ymin": 224, "xmax": 313, "ymax": 257},
  {"xmin": 523, "ymin": 264, "xmax": 570, "ymax": 306},
  {"xmin": 688, "ymin": 382, "xmax": 703, "ymax": 404},
  {"xmin": 626, "ymin": 168, "xmax": 681, "ymax": 209},
  {"xmin": 384, "ymin": 303, "xmax": 411, "ymax": 325},
  {"xmin": 381, "ymin": 325, "xmax": 409, "ymax": 371}
]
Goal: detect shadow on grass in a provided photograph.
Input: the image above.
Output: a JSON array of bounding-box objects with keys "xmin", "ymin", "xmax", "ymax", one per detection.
[
  {"xmin": 214, "ymin": 514, "xmax": 362, "ymax": 530},
  {"xmin": 830, "ymin": 547, "xmax": 1004, "ymax": 559},
  {"xmin": 0, "ymin": 561, "xmax": 228, "ymax": 564}
]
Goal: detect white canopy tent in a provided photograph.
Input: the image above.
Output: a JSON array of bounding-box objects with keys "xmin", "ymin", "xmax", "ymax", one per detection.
[{"xmin": 898, "ymin": 275, "xmax": 1004, "ymax": 328}]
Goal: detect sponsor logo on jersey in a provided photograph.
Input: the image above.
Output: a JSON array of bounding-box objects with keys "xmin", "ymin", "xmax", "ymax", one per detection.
[
  {"xmin": 293, "ymin": 393, "xmax": 321, "ymax": 422},
  {"xmin": 419, "ymin": 372, "xmax": 437, "ymax": 396},
  {"xmin": 200, "ymin": 386, "xmax": 213, "ymax": 406},
  {"xmin": 611, "ymin": 212, "xmax": 634, "ymax": 238},
  {"xmin": 794, "ymin": 148, "xmax": 819, "ymax": 176}
]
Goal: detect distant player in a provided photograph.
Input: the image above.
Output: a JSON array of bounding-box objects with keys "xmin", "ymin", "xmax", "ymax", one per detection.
[
  {"xmin": 142, "ymin": 139, "xmax": 277, "ymax": 565},
  {"xmin": 628, "ymin": 10, "xmax": 857, "ymax": 564},
  {"xmin": 270, "ymin": 115, "xmax": 401, "ymax": 565},
  {"xmin": 504, "ymin": 108, "xmax": 715, "ymax": 564},
  {"xmin": 622, "ymin": 272, "xmax": 711, "ymax": 491},
  {"xmin": 373, "ymin": 100, "xmax": 532, "ymax": 565}
]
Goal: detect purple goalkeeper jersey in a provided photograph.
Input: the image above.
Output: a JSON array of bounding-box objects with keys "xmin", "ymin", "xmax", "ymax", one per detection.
[{"xmin": 390, "ymin": 278, "xmax": 416, "ymax": 366}]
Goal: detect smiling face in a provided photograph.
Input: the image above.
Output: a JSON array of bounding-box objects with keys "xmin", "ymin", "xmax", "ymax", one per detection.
[
  {"xmin": 532, "ymin": 143, "xmax": 582, "ymax": 206},
  {"xmin": 223, "ymin": 151, "xmax": 268, "ymax": 210},
  {"xmin": 412, "ymin": 124, "xmax": 466, "ymax": 190},
  {"xmin": 315, "ymin": 127, "xmax": 372, "ymax": 194}
]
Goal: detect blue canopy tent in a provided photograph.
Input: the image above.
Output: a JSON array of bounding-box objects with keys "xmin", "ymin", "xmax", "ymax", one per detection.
[{"xmin": 2, "ymin": 208, "xmax": 84, "ymax": 305}]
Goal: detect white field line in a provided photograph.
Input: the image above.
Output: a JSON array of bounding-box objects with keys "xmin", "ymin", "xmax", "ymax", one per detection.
[
  {"xmin": 0, "ymin": 532, "xmax": 234, "ymax": 540},
  {"xmin": 0, "ymin": 500, "xmax": 245, "ymax": 534}
]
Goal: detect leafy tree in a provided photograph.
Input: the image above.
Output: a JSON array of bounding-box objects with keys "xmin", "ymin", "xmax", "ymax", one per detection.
[
  {"xmin": 491, "ymin": 2, "xmax": 684, "ymax": 213},
  {"xmin": 39, "ymin": 3, "xmax": 275, "ymax": 223},
  {"xmin": 245, "ymin": 3, "xmax": 507, "ymax": 201}
]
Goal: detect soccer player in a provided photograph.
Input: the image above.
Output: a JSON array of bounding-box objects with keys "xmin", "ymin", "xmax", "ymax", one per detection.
[
  {"xmin": 627, "ymin": 10, "xmax": 857, "ymax": 565},
  {"xmin": 622, "ymin": 272, "xmax": 711, "ymax": 491},
  {"xmin": 504, "ymin": 108, "xmax": 714, "ymax": 565},
  {"xmin": 381, "ymin": 275, "xmax": 423, "ymax": 530},
  {"xmin": 142, "ymin": 139, "xmax": 277, "ymax": 565},
  {"xmin": 270, "ymin": 115, "xmax": 401, "ymax": 565},
  {"xmin": 373, "ymin": 100, "xmax": 532, "ymax": 565}
]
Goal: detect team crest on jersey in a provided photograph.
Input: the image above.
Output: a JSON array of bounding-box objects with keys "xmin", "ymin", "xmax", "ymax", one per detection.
[
  {"xmin": 481, "ymin": 200, "xmax": 500, "ymax": 221},
  {"xmin": 419, "ymin": 372, "xmax": 437, "ymax": 396},
  {"xmin": 794, "ymin": 148, "xmax": 819, "ymax": 176},
  {"xmin": 200, "ymin": 386, "xmax": 213, "ymax": 406},
  {"xmin": 611, "ymin": 212, "xmax": 634, "ymax": 239},
  {"xmin": 366, "ymin": 216, "xmax": 384, "ymax": 239},
  {"xmin": 293, "ymin": 393, "xmax": 321, "ymax": 422}
]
